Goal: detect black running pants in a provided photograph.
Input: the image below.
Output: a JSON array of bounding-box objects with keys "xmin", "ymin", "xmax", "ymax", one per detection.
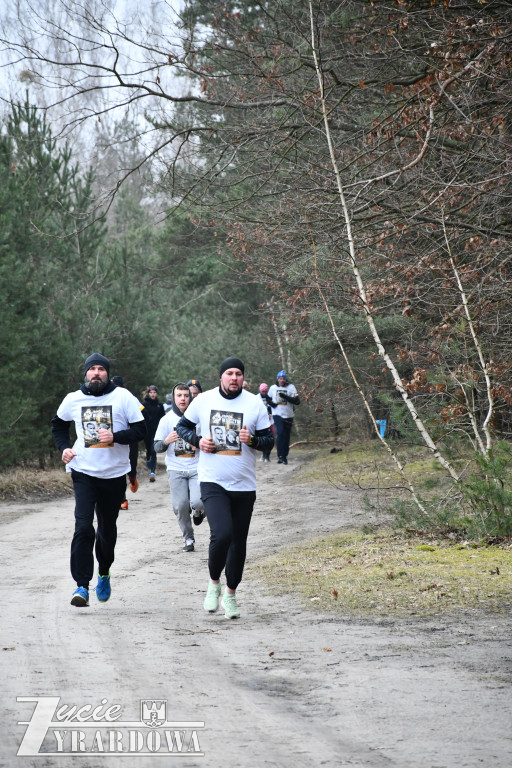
[
  {"xmin": 200, "ymin": 482, "xmax": 256, "ymax": 591},
  {"xmin": 70, "ymin": 470, "xmax": 126, "ymax": 588}
]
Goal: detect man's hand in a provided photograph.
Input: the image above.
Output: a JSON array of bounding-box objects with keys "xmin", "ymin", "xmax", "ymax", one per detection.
[
  {"xmin": 62, "ymin": 448, "xmax": 76, "ymax": 464},
  {"xmin": 164, "ymin": 430, "xmax": 179, "ymax": 445},
  {"xmin": 199, "ymin": 436, "xmax": 216, "ymax": 453},
  {"xmin": 128, "ymin": 476, "xmax": 139, "ymax": 493},
  {"xmin": 240, "ymin": 424, "xmax": 251, "ymax": 444},
  {"xmin": 97, "ymin": 428, "xmax": 114, "ymax": 444}
]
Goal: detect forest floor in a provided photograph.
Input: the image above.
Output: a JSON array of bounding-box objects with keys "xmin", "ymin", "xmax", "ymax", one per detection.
[{"xmin": 1, "ymin": 448, "xmax": 511, "ymax": 767}]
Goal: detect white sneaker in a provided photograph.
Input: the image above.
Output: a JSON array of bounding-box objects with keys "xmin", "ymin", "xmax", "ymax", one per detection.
[
  {"xmin": 204, "ymin": 582, "xmax": 221, "ymax": 612},
  {"xmin": 221, "ymin": 591, "xmax": 240, "ymax": 619}
]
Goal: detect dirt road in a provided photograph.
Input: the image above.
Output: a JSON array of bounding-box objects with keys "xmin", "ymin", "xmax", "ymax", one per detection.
[{"xmin": 1, "ymin": 451, "xmax": 511, "ymax": 767}]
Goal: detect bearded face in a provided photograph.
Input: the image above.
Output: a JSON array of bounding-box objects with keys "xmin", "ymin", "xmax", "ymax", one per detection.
[{"xmin": 85, "ymin": 366, "xmax": 109, "ymax": 394}]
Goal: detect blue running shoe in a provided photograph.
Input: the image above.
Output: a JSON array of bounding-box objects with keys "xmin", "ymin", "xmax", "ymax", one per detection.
[
  {"xmin": 71, "ymin": 587, "xmax": 89, "ymax": 607},
  {"xmin": 96, "ymin": 572, "xmax": 111, "ymax": 602}
]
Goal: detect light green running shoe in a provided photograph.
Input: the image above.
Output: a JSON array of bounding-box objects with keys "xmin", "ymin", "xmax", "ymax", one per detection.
[
  {"xmin": 221, "ymin": 591, "xmax": 240, "ymax": 619},
  {"xmin": 203, "ymin": 582, "xmax": 221, "ymax": 613}
]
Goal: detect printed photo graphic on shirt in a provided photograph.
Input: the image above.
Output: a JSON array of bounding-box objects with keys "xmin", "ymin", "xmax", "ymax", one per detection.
[
  {"xmin": 210, "ymin": 410, "xmax": 243, "ymax": 455},
  {"xmin": 276, "ymin": 388, "xmax": 288, "ymax": 404},
  {"xmin": 175, "ymin": 437, "xmax": 196, "ymax": 458},
  {"xmin": 81, "ymin": 406, "xmax": 114, "ymax": 448}
]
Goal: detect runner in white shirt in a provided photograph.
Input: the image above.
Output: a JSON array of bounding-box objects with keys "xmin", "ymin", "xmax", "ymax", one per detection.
[
  {"xmin": 51, "ymin": 353, "xmax": 146, "ymax": 608},
  {"xmin": 176, "ymin": 357, "xmax": 274, "ymax": 619},
  {"xmin": 154, "ymin": 382, "xmax": 204, "ymax": 553},
  {"xmin": 266, "ymin": 369, "xmax": 300, "ymax": 464}
]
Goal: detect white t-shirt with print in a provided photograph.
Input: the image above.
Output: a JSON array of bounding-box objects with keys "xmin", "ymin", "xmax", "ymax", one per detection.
[
  {"xmin": 268, "ymin": 382, "xmax": 298, "ymax": 419},
  {"xmin": 154, "ymin": 409, "xmax": 199, "ymax": 471},
  {"xmin": 182, "ymin": 387, "xmax": 270, "ymax": 491},
  {"xmin": 57, "ymin": 387, "xmax": 144, "ymax": 479}
]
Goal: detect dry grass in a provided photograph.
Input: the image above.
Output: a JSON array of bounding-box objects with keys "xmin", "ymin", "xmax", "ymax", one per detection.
[
  {"xmin": 0, "ymin": 466, "xmax": 73, "ymax": 501},
  {"xmin": 250, "ymin": 441, "xmax": 512, "ymax": 617},
  {"xmin": 250, "ymin": 530, "xmax": 512, "ymax": 617},
  {"xmin": 290, "ymin": 441, "xmax": 453, "ymax": 503}
]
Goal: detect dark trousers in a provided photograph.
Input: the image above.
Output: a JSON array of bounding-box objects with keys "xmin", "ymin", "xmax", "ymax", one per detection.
[
  {"xmin": 145, "ymin": 433, "xmax": 157, "ymax": 472},
  {"xmin": 70, "ymin": 470, "xmax": 126, "ymax": 588},
  {"xmin": 273, "ymin": 415, "xmax": 293, "ymax": 459},
  {"xmin": 200, "ymin": 482, "xmax": 256, "ymax": 591},
  {"xmin": 262, "ymin": 426, "xmax": 273, "ymax": 461}
]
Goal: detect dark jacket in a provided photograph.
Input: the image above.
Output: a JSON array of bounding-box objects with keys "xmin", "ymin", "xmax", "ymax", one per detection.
[{"xmin": 142, "ymin": 395, "xmax": 165, "ymax": 437}]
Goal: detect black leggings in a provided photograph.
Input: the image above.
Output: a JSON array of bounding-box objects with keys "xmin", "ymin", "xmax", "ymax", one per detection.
[
  {"xmin": 145, "ymin": 432, "xmax": 157, "ymax": 473},
  {"xmin": 200, "ymin": 482, "xmax": 256, "ymax": 590}
]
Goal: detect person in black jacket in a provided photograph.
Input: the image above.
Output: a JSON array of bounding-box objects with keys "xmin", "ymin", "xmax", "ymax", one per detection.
[
  {"xmin": 51, "ymin": 353, "xmax": 146, "ymax": 607},
  {"xmin": 142, "ymin": 385, "xmax": 165, "ymax": 482}
]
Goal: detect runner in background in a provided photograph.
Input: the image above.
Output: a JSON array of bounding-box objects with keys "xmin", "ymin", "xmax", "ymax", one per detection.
[
  {"xmin": 141, "ymin": 385, "xmax": 165, "ymax": 482},
  {"xmin": 154, "ymin": 382, "xmax": 205, "ymax": 553},
  {"xmin": 266, "ymin": 370, "xmax": 300, "ymax": 465},
  {"xmin": 187, "ymin": 379, "xmax": 203, "ymax": 399}
]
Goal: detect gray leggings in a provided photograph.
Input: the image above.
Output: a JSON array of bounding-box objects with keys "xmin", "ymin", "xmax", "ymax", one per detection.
[{"xmin": 167, "ymin": 469, "xmax": 203, "ymax": 541}]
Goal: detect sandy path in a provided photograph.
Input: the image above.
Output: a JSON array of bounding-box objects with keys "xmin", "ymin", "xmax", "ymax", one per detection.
[{"xmin": 1, "ymin": 450, "xmax": 511, "ymax": 767}]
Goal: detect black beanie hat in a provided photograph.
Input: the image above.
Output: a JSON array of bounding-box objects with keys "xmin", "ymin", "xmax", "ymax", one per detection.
[
  {"xmin": 111, "ymin": 375, "xmax": 124, "ymax": 387},
  {"xmin": 187, "ymin": 379, "xmax": 203, "ymax": 392},
  {"xmin": 219, "ymin": 357, "xmax": 245, "ymax": 377},
  {"xmin": 84, "ymin": 353, "xmax": 110, "ymax": 377}
]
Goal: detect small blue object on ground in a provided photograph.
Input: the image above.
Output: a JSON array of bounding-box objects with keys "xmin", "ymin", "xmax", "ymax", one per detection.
[{"xmin": 375, "ymin": 419, "xmax": 387, "ymax": 438}]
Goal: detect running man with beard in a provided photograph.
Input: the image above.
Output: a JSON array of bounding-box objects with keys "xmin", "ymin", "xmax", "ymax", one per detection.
[{"xmin": 51, "ymin": 353, "xmax": 146, "ymax": 607}]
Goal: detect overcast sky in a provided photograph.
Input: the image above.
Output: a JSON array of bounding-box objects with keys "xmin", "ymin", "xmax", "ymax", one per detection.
[{"xmin": 0, "ymin": 0, "xmax": 185, "ymax": 118}]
